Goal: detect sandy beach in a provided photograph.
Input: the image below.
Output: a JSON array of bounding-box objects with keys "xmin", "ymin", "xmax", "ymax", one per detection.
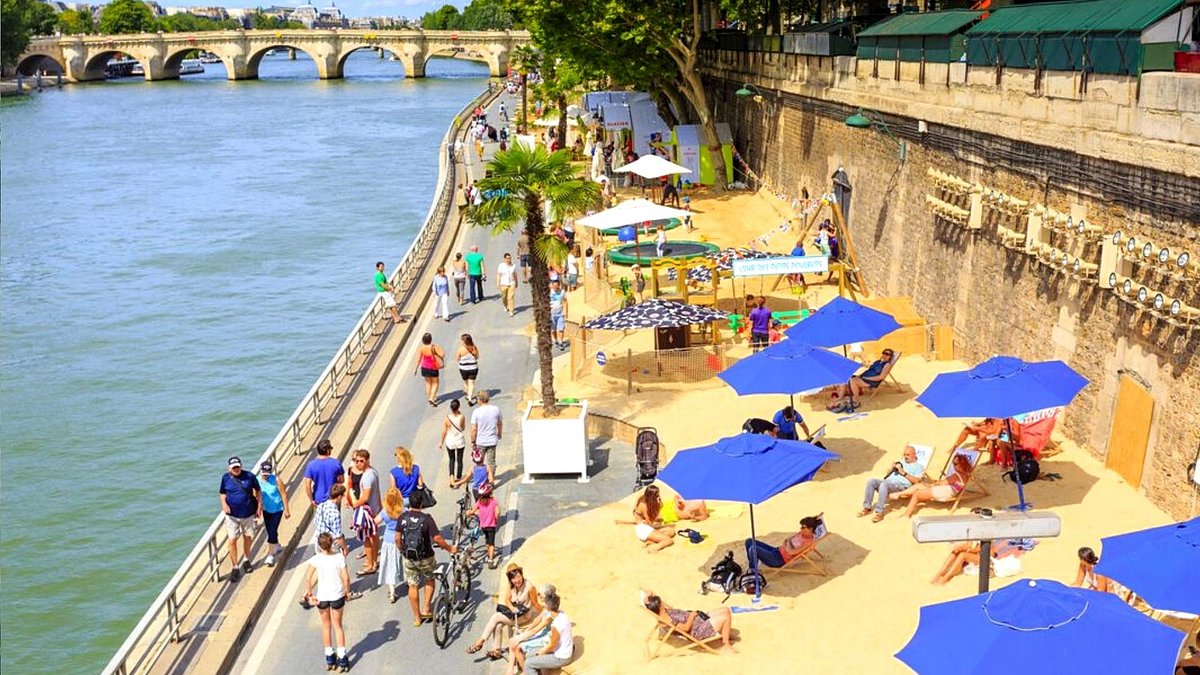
[{"xmin": 508, "ymin": 186, "xmax": 1180, "ymax": 673}]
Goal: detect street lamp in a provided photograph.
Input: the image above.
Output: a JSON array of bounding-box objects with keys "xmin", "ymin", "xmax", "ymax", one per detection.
[
  {"xmin": 844, "ymin": 107, "xmax": 907, "ymax": 162},
  {"xmin": 734, "ymin": 83, "xmax": 765, "ymax": 103}
]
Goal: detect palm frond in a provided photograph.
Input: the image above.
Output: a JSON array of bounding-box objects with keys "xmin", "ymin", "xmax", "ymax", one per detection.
[{"xmin": 533, "ymin": 234, "xmax": 570, "ymax": 268}]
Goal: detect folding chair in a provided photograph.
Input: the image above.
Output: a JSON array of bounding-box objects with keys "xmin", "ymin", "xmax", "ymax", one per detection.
[
  {"xmin": 762, "ymin": 513, "xmax": 830, "ymax": 577},
  {"xmin": 860, "ymin": 351, "xmax": 902, "ymax": 403},
  {"xmin": 644, "ymin": 606, "xmax": 722, "ymax": 660},
  {"xmin": 908, "ymin": 444, "xmax": 936, "ymax": 481},
  {"xmin": 936, "ymin": 447, "xmax": 988, "ymax": 512}
]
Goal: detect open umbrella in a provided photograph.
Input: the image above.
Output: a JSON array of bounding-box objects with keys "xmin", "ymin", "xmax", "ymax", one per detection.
[
  {"xmin": 615, "ymin": 154, "xmax": 692, "ymax": 179},
  {"xmin": 719, "ymin": 339, "xmax": 862, "ymax": 401},
  {"xmin": 896, "ymin": 579, "xmax": 1186, "ymax": 675},
  {"xmin": 1096, "ymin": 516, "xmax": 1200, "ymax": 615},
  {"xmin": 582, "ymin": 297, "xmax": 728, "ymax": 330},
  {"xmin": 784, "ymin": 295, "xmax": 901, "ymax": 349},
  {"xmin": 576, "ymin": 199, "xmax": 693, "ymax": 230},
  {"xmin": 915, "ymin": 355, "xmax": 1088, "ymax": 509},
  {"xmin": 665, "ymin": 248, "xmax": 788, "ymax": 284},
  {"xmin": 657, "ymin": 433, "xmax": 838, "ymax": 594}
]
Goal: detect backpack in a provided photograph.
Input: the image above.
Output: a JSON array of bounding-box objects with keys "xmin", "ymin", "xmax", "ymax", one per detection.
[
  {"xmin": 700, "ymin": 551, "xmax": 743, "ymax": 600},
  {"xmin": 738, "ymin": 569, "xmax": 768, "ymax": 595},
  {"xmin": 400, "ymin": 513, "xmax": 434, "ymax": 561},
  {"xmin": 1004, "ymin": 450, "xmax": 1040, "ymax": 485}
]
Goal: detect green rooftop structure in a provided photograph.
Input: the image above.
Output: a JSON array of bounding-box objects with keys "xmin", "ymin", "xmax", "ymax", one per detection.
[
  {"xmin": 964, "ymin": 0, "xmax": 1193, "ymax": 74},
  {"xmin": 856, "ymin": 9, "xmax": 986, "ymax": 63}
]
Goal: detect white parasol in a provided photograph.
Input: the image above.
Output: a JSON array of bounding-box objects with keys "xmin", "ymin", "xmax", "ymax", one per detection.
[
  {"xmin": 616, "ymin": 154, "xmax": 692, "ymax": 179},
  {"xmin": 576, "ymin": 199, "xmax": 692, "ymax": 229}
]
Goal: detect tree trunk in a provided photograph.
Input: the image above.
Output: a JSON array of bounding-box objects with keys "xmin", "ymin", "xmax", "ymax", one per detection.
[
  {"xmin": 555, "ymin": 94, "xmax": 568, "ymax": 148},
  {"xmin": 678, "ymin": 67, "xmax": 728, "ymax": 190},
  {"xmin": 651, "ymin": 90, "xmax": 681, "ymax": 127},
  {"xmin": 524, "ymin": 193, "xmax": 559, "ymax": 416},
  {"xmin": 659, "ymin": 86, "xmax": 690, "ymax": 125}
]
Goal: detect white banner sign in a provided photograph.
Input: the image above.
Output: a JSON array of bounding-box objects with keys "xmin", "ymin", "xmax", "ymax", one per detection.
[{"xmin": 732, "ymin": 255, "xmax": 829, "ymax": 277}]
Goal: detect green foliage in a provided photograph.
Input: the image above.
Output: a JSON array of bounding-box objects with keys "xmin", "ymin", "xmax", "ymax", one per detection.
[
  {"xmin": 461, "ymin": 0, "xmax": 513, "ymax": 30},
  {"xmin": 98, "ymin": 0, "xmax": 155, "ymax": 34},
  {"xmin": 249, "ymin": 11, "xmax": 304, "ymax": 30},
  {"xmin": 57, "ymin": 7, "xmax": 97, "ymax": 35},
  {"xmin": 421, "ymin": 4, "xmax": 462, "ymax": 30},
  {"xmin": 2, "ymin": 0, "xmax": 57, "ymax": 66},
  {"xmin": 157, "ymin": 13, "xmax": 241, "ymax": 33}
]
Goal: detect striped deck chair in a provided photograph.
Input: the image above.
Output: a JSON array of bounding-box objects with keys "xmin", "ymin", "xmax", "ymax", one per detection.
[
  {"xmin": 860, "ymin": 351, "xmax": 902, "ymax": 403},
  {"xmin": 935, "ymin": 447, "xmax": 988, "ymax": 512},
  {"xmin": 762, "ymin": 512, "xmax": 830, "ymax": 577}
]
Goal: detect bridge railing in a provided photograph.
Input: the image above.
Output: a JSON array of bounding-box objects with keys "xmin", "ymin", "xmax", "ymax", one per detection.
[{"xmin": 101, "ymin": 84, "xmax": 494, "ymax": 675}]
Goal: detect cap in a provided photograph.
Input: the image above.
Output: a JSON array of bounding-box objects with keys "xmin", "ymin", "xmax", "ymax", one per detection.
[
  {"xmin": 228, "ymin": 456, "xmax": 242, "ymax": 468},
  {"xmin": 259, "ymin": 461, "xmax": 273, "ymax": 473}
]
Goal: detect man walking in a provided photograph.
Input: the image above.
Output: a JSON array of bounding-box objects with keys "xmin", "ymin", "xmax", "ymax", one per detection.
[
  {"xmin": 859, "ymin": 445, "xmax": 926, "ymax": 523},
  {"xmin": 497, "ymin": 253, "xmax": 518, "ymax": 316},
  {"xmin": 517, "ymin": 232, "xmax": 531, "ymax": 282},
  {"xmin": 304, "ymin": 439, "xmax": 344, "ymax": 506},
  {"xmin": 398, "ymin": 491, "xmax": 455, "ymax": 627},
  {"xmin": 374, "ymin": 261, "xmax": 403, "ymax": 325},
  {"xmin": 549, "ymin": 278, "xmax": 569, "ymax": 349},
  {"xmin": 470, "ymin": 391, "xmax": 503, "ymax": 478},
  {"xmin": 220, "ymin": 456, "xmax": 261, "ymax": 582},
  {"xmin": 465, "ymin": 245, "xmax": 486, "ymax": 304}
]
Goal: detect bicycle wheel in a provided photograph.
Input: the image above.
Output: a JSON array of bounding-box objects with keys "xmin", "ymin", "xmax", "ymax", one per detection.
[
  {"xmin": 432, "ymin": 593, "xmax": 452, "ymax": 648},
  {"xmin": 452, "ymin": 564, "xmax": 471, "ymax": 611},
  {"xmin": 461, "ymin": 540, "xmax": 480, "ymax": 581}
]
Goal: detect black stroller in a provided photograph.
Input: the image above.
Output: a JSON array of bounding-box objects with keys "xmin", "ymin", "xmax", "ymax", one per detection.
[{"xmin": 634, "ymin": 427, "xmax": 661, "ymax": 489}]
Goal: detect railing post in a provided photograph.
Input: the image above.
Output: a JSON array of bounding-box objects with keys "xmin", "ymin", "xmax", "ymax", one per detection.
[
  {"xmin": 207, "ymin": 539, "xmax": 220, "ymax": 582},
  {"xmin": 167, "ymin": 592, "xmax": 181, "ymax": 642},
  {"xmin": 626, "ymin": 349, "xmax": 632, "ymax": 395}
]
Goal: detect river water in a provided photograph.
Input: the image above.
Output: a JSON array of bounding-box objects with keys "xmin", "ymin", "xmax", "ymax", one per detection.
[{"xmin": 0, "ymin": 52, "xmax": 488, "ymax": 673}]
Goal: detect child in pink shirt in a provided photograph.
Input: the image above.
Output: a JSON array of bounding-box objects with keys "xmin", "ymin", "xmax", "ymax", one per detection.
[{"xmin": 469, "ymin": 482, "xmax": 502, "ymax": 569}]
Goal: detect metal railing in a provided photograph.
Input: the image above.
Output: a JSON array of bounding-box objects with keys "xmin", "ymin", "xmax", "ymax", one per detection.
[{"xmin": 101, "ymin": 85, "xmax": 495, "ymax": 675}]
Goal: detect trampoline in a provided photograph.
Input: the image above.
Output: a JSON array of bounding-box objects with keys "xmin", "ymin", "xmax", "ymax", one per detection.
[
  {"xmin": 599, "ymin": 217, "xmax": 685, "ymax": 237},
  {"xmin": 607, "ymin": 240, "xmax": 721, "ymax": 266}
]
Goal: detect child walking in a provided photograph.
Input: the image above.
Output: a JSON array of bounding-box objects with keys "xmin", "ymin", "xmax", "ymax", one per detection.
[{"xmin": 468, "ymin": 482, "xmax": 501, "ymax": 568}]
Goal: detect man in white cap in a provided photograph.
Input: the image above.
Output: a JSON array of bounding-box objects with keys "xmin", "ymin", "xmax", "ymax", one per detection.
[{"xmin": 219, "ymin": 456, "xmax": 261, "ymax": 583}]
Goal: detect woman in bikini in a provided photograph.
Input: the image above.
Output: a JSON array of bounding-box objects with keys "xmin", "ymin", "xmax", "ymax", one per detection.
[
  {"xmin": 893, "ymin": 453, "xmax": 973, "ymax": 518},
  {"xmin": 642, "ymin": 589, "xmax": 736, "ymax": 653},
  {"xmin": 632, "ymin": 485, "xmax": 675, "ymax": 552},
  {"xmin": 1071, "ymin": 546, "xmax": 1112, "ymax": 593},
  {"xmin": 413, "ymin": 332, "xmax": 444, "ymax": 406}
]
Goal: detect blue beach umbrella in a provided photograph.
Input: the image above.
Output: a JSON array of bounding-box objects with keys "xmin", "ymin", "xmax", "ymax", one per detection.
[
  {"xmin": 657, "ymin": 433, "xmax": 839, "ymax": 594},
  {"xmin": 784, "ymin": 295, "xmax": 901, "ymax": 348},
  {"xmin": 915, "ymin": 355, "xmax": 1088, "ymax": 509},
  {"xmin": 1096, "ymin": 516, "xmax": 1200, "ymax": 615},
  {"xmin": 718, "ymin": 339, "xmax": 862, "ymax": 398},
  {"xmin": 896, "ymin": 579, "xmax": 1185, "ymax": 675}
]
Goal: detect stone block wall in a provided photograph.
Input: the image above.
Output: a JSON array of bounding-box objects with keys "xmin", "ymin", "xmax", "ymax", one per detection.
[{"xmin": 707, "ymin": 73, "xmax": 1200, "ymax": 518}]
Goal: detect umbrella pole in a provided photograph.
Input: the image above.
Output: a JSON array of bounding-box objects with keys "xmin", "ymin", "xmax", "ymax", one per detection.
[
  {"xmin": 1007, "ymin": 418, "xmax": 1029, "ymax": 511},
  {"xmin": 749, "ymin": 504, "xmax": 761, "ymax": 603},
  {"xmin": 978, "ymin": 540, "xmax": 992, "ymax": 595}
]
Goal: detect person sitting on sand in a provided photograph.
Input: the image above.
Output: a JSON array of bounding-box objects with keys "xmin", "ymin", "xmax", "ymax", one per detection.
[
  {"xmin": 632, "ymin": 486, "xmax": 675, "ymax": 552},
  {"xmin": 891, "ymin": 453, "xmax": 973, "ymax": 518},
  {"xmin": 828, "ymin": 349, "xmax": 895, "ymax": 411},
  {"xmin": 931, "ymin": 539, "xmax": 1023, "ymax": 585},
  {"xmin": 642, "ymin": 589, "xmax": 737, "ymax": 653},
  {"xmin": 1071, "ymin": 546, "xmax": 1111, "ymax": 593},
  {"xmin": 745, "ymin": 515, "xmax": 821, "ymax": 568},
  {"xmin": 673, "ymin": 495, "xmax": 709, "ymax": 521}
]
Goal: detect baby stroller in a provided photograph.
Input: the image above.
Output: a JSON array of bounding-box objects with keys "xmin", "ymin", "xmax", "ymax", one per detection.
[{"xmin": 634, "ymin": 427, "xmax": 661, "ymax": 490}]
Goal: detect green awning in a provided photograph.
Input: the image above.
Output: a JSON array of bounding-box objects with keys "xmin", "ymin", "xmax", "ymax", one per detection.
[
  {"xmin": 857, "ymin": 10, "xmax": 984, "ymax": 38},
  {"xmin": 965, "ymin": 0, "xmax": 1184, "ymax": 36}
]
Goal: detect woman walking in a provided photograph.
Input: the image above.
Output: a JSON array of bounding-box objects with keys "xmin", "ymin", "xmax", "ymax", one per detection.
[
  {"xmin": 303, "ymin": 532, "xmax": 352, "ymax": 672},
  {"xmin": 414, "ymin": 332, "xmax": 445, "ymax": 406},
  {"xmin": 456, "ymin": 333, "xmax": 480, "ymax": 405},
  {"xmin": 258, "ymin": 461, "xmax": 290, "ymax": 567},
  {"xmin": 440, "ymin": 399, "xmax": 468, "ymax": 487},
  {"xmin": 452, "ymin": 252, "xmax": 468, "ymax": 305},
  {"xmin": 390, "ymin": 446, "xmax": 425, "ymax": 507},
  {"xmin": 345, "ymin": 449, "xmax": 382, "ymax": 578},
  {"xmin": 374, "ymin": 487, "xmax": 405, "ymax": 603},
  {"xmin": 432, "ymin": 267, "xmax": 451, "ymax": 322}
]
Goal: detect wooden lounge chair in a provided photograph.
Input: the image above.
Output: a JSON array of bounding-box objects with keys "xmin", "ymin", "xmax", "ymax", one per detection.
[
  {"xmin": 908, "ymin": 444, "xmax": 936, "ymax": 481},
  {"xmin": 762, "ymin": 512, "xmax": 830, "ymax": 577},
  {"xmin": 859, "ymin": 351, "xmax": 902, "ymax": 402},
  {"xmin": 935, "ymin": 447, "xmax": 988, "ymax": 512},
  {"xmin": 644, "ymin": 605, "xmax": 722, "ymax": 660}
]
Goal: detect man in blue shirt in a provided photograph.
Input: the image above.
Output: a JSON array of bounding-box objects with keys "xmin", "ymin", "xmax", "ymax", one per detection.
[
  {"xmin": 304, "ymin": 439, "xmax": 344, "ymax": 506},
  {"xmin": 219, "ymin": 456, "xmax": 261, "ymax": 582},
  {"xmin": 772, "ymin": 406, "xmax": 810, "ymax": 441},
  {"xmin": 859, "ymin": 445, "xmax": 925, "ymax": 522}
]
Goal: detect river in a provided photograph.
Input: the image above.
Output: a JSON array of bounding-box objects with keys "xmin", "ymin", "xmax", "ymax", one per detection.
[{"xmin": 0, "ymin": 51, "xmax": 489, "ymax": 673}]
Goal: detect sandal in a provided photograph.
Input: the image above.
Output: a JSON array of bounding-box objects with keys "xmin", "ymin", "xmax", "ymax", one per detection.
[
  {"xmin": 421, "ymin": 614, "xmax": 433, "ymax": 623},
  {"xmin": 872, "ymin": 513, "xmax": 885, "ymax": 523},
  {"xmin": 486, "ymin": 650, "xmax": 504, "ymax": 660},
  {"xmin": 857, "ymin": 508, "xmax": 872, "ymax": 518},
  {"xmin": 466, "ymin": 642, "xmax": 484, "ymax": 655},
  {"xmin": 356, "ymin": 568, "xmax": 376, "ymax": 577},
  {"xmin": 347, "ymin": 591, "xmax": 364, "ymax": 600}
]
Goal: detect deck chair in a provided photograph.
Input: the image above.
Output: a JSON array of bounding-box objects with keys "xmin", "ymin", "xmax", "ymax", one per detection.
[
  {"xmin": 935, "ymin": 447, "xmax": 988, "ymax": 512},
  {"xmin": 908, "ymin": 444, "xmax": 936, "ymax": 481},
  {"xmin": 859, "ymin": 351, "xmax": 902, "ymax": 402},
  {"xmin": 762, "ymin": 513, "xmax": 830, "ymax": 577},
  {"xmin": 644, "ymin": 605, "xmax": 722, "ymax": 660}
]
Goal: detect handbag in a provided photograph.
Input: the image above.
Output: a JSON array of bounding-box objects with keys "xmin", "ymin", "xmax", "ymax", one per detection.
[{"xmin": 416, "ymin": 484, "xmax": 437, "ymax": 508}]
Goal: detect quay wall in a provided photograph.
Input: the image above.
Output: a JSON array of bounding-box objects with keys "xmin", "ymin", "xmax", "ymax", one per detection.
[{"xmin": 701, "ymin": 51, "xmax": 1200, "ymax": 519}]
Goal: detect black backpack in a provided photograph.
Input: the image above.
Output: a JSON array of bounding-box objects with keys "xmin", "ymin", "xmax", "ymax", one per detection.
[
  {"xmin": 1004, "ymin": 450, "xmax": 1040, "ymax": 485},
  {"xmin": 700, "ymin": 551, "xmax": 743, "ymax": 600},
  {"xmin": 400, "ymin": 513, "xmax": 434, "ymax": 561},
  {"xmin": 738, "ymin": 569, "xmax": 768, "ymax": 595}
]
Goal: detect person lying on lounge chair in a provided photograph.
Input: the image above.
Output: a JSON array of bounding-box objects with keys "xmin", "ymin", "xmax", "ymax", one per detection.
[
  {"xmin": 891, "ymin": 453, "xmax": 973, "ymax": 517},
  {"xmin": 642, "ymin": 588, "xmax": 737, "ymax": 653},
  {"xmin": 931, "ymin": 539, "xmax": 1023, "ymax": 585},
  {"xmin": 744, "ymin": 515, "xmax": 821, "ymax": 568},
  {"xmin": 827, "ymin": 349, "xmax": 894, "ymax": 411},
  {"xmin": 953, "ymin": 418, "xmax": 1003, "ymax": 451}
]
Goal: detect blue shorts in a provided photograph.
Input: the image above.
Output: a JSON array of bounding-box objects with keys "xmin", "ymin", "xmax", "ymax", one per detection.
[
  {"xmin": 551, "ymin": 313, "xmax": 565, "ymax": 331},
  {"xmin": 519, "ymin": 254, "xmax": 529, "ymax": 267}
]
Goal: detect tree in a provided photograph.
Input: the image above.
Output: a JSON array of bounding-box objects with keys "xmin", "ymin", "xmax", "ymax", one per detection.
[
  {"xmin": 461, "ymin": 0, "xmax": 513, "ymax": 30},
  {"xmin": 158, "ymin": 13, "xmax": 241, "ymax": 33},
  {"xmin": 99, "ymin": 0, "xmax": 155, "ymax": 34},
  {"xmin": 421, "ymin": 4, "xmax": 462, "ymax": 30},
  {"xmin": 468, "ymin": 145, "xmax": 601, "ymax": 416},
  {"xmin": 249, "ymin": 11, "xmax": 304, "ymax": 30},
  {"xmin": 58, "ymin": 7, "xmax": 97, "ymax": 35},
  {"xmin": 2, "ymin": 0, "xmax": 56, "ymax": 67}
]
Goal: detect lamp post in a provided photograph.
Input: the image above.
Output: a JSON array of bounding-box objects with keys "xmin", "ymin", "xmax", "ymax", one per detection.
[
  {"xmin": 913, "ymin": 511, "xmax": 1061, "ymax": 594},
  {"xmin": 844, "ymin": 107, "xmax": 907, "ymax": 162}
]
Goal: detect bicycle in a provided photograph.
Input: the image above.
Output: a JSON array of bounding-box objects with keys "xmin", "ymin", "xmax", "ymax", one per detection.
[
  {"xmin": 451, "ymin": 488, "xmax": 484, "ymax": 578},
  {"xmin": 431, "ymin": 546, "xmax": 472, "ymax": 648}
]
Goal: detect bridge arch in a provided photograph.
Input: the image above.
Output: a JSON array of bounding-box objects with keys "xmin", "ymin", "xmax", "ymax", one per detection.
[
  {"xmin": 81, "ymin": 50, "xmax": 147, "ymax": 82},
  {"xmin": 242, "ymin": 44, "xmax": 328, "ymax": 80},
  {"xmin": 160, "ymin": 46, "xmax": 223, "ymax": 80},
  {"xmin": 16, "ymin": 53, "xmax": 65, "ymax": 77}
]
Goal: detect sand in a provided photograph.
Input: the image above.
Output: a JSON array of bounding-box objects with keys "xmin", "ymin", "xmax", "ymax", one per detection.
[{"xmin": 516, "ymin": 188, "xmax": 1178, "ymax": 673}]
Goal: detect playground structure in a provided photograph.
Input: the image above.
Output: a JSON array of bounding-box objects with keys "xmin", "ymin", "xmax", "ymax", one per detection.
[{"xmin": 606, "ymin": 240, "xmax": 721, "ymax": 266}]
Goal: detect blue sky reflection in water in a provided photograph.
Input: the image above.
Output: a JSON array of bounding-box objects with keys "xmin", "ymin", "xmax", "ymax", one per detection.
[{"xmin": 0, "ymin": 52, "xmax": 488, "ymax": 673}]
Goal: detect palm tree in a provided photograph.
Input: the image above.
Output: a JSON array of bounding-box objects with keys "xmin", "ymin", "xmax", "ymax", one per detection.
[{"xmin": 469, "ymin": 143, "xmax": 601, "ymax": 416}]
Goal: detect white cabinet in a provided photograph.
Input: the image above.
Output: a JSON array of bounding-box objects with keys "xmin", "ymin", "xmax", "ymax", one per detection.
[{"xmin": 520, "ymin": 400, "xmax": 589, "ymax": 483}]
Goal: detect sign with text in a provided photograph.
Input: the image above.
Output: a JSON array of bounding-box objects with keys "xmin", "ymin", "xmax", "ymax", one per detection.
[{"xmin": 731, "ymin": 255, "xmax": 829, "ymax": 278}]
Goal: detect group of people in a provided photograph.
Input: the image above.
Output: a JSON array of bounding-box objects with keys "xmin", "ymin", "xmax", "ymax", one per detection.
[{"xmin": 465, "ymin": 564, "xmax": 576, "ymax": 672}]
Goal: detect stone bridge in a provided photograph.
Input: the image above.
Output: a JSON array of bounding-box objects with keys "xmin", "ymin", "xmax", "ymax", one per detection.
[{"xmin": 17, "ymin": 29, "xmax": 530, "ymax": 81}]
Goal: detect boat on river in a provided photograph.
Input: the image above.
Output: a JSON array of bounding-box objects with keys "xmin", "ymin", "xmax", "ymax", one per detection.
[
  {"xmin": 199, "ymin": 52, "xmax": 221, "ymax": 64},
  {"xmin": 179, "ymin": 59, "xmax": 205, "ymax": 75}
]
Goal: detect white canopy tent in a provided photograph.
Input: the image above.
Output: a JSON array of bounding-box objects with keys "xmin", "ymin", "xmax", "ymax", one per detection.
[
  {"xmin": 576, "ymin": 199, "xmax": 693, "ymax": 229},
  {"xmin": 616, "ymin": 154, "xmax": 692, "ymax": 180}
]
